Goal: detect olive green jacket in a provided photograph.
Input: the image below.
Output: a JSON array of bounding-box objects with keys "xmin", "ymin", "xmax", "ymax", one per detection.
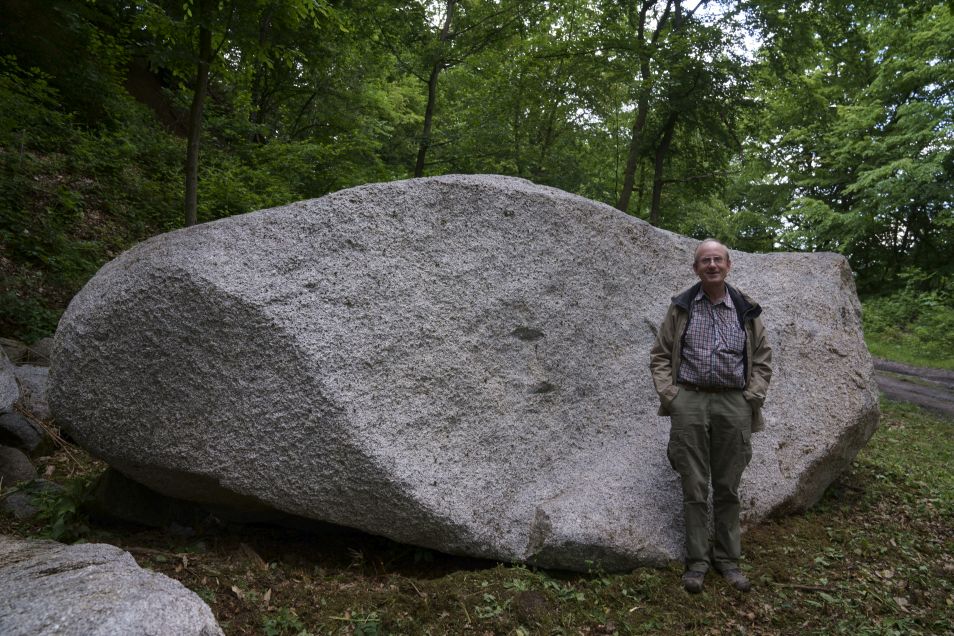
[{"xmin": 649, "ymin": 282, "xmax": 773, "ymax": 432}]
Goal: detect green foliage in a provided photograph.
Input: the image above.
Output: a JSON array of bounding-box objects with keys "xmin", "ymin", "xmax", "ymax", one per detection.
[
  {"xmin": 262, "ymin": 607, "xmax": 311, "ymax": 636},
  {"xmin": 0, "ymin": 0, "xmax": 951, "ymax": 342},
  {"xmin": 33, "ymin": 477, "xmax": 94, "ymax": 543},
  {"xmin": 738, "ymin": 0, "xmax": 954, "ymax": 293},
  {"xmin": 0, "ymin": 55, "xmax": 184, "ymax": 339},
  {"xmin": 863, "ymin": 270, "xmax": 954, "ymax": 368}
]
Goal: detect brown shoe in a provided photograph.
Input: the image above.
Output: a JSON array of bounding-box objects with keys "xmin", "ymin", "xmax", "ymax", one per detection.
[
  {"xmin": 681, "ymin": 570, "xmax": 705, "ymax": 594},
  {"xmin": 721, "ymin": 568, "xmax": 751, "ymax": 592}
]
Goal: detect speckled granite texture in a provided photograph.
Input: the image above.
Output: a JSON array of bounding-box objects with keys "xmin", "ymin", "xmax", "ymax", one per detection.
[{"xmin": 49, "ymin": 175, "xmax": 879, "ymax": 571}]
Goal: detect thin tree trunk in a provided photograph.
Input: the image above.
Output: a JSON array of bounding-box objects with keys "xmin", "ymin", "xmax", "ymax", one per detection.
[
  {"xmin": 414, "ymin": 0, "xmax": 456, "ymax": 178},
  {"xmin": 635, "ymin": 160, "xmax": 647, "ymax": 216},
  {"xmin": 249, "ymin": 8, "xmax": 274, "ymax": 141},
  {"xmin": 512, "ymin": 88, "xmax": 523, "ymax": 175},
  {"xmin": 616, "ymin": 0, "xmax": 674, "ymax": 214},
  {"xmin": 415, "ymin": 63, "xmax": 442, "ymax": 177},
  {"xmin": 616, "ymin": 92, "xmax": 649, "ymax": 213},
  {"xmin": 649, "ymin": 112, "xmax": 678, "ymax": 225},
  {"xmin": 184, "ymin": 2, "xmax": 213, "ymax": 227}
]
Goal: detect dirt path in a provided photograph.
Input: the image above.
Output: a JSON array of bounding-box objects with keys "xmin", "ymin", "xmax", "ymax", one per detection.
[{"xmin": 873, "ymin": 357, "xmax": 954, "ymax": 419}]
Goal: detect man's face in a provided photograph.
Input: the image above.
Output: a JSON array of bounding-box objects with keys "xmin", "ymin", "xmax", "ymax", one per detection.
[{"xmin": 693, "ymin": 242, "xmax": 731, "ymax": 286}]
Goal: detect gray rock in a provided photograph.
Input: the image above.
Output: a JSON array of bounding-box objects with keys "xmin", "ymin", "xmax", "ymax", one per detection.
[
  {"xmin": 0, "ymin": 411, "xmax": 49, "ymax": 456},
  {"xmin": 0, "ymin": 479, "xmax": 63, "ymax": 520},
  {"xmin": 48, "ymin": 175, "xmax": 879, "ymax": 571},
  {"xmin": 0, "ymin": 535, "xmax": 223, "ymax": 635},
  {"xmin": 1, "ymin": 491, "xmax": 41, "ymax": 520},
  {"xmin": 0, "ymin": 446, "xmax": 36, "ymax": 486},
  {"xmin": 27, "ymin": 337, "xmax": 53, "ymax": 366},
  {"xmin": 0, "ymin": 349, "xmax": 17, "ymax": 413},
  {"xmin": 0, "ymin": 338, "xmax": 28, "ymax": 366},
  {"xmin": 13, "ymin": 366, "xmax": 49, "ymax": 421},
  {"xmin": 0, "ymin": 338, "xmax": 52, "ymax": 366}
]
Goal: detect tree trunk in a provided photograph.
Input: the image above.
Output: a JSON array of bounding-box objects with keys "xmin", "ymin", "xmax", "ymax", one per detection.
[
  {"xmin": 616, "ymin": 0, "xmax": 674, "ymax": 214},
  {"xmin": 249, "ymin": 8, "xmax": 274, "ymax": 142},
  {"xmin": 414, "ymin": 0, "xmax": 456, "ymax": 178},
  {"xmin": 415, "ymin": 62, "xmax": 442, "ymax": 178},
  {"xmin": 615, "ymin": 93, "xmax": 649, "ymax": 213},
  {"xmin": 184, "ymin": 2, "xmax": 213, "ymax": 227},
  {"xmin": 649, "ymin": 112, "xmax": 678, "ymax": 225}
]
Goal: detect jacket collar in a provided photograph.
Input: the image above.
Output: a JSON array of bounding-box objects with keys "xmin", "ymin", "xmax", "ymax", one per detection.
[{"xmin": 672, "ymin": 281, "xmax": 762, "ymax": 320}]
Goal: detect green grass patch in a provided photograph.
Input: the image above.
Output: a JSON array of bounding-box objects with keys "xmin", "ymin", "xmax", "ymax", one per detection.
[
  {"xmin": 862, "ymin": 278, "xmax": 954, "ymax": 370},
  {"xmin": 3, "ymin": 399, "xmax": 952, "ymax": 635},
  {"xmin": 864, "ymin": 338, "xmax": 954, "ymax": 371}
]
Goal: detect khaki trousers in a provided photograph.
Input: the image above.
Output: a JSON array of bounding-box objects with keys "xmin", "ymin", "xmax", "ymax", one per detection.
[{"xmin": 667, "ymin": 386, "xmax": 753, "ymax": 573}]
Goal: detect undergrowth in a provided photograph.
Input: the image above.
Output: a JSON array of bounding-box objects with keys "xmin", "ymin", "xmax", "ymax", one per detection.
[{"xmin": 862, "ymin": 271, "xmax": 954, "ymax": 370}]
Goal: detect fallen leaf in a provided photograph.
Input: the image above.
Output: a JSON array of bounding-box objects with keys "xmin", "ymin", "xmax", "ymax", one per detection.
[
  {"xmin": 263, "ymin": 588, "xmax": 272, "ymax": 608},
  {"xmin": 231, "ymin": 585, "xmax": 245, "ymax": 600}
]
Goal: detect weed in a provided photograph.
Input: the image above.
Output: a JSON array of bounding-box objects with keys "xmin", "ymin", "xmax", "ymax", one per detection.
[
  {"xmin": 262, "ymin": 606, "xmax": 309, "ymax": 636},
  {"xmin": 32, "ymin": 476, "xmax": 92, "ymax": 542}
]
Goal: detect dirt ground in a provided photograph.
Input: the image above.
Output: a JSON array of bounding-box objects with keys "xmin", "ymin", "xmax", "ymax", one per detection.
[{"xmin": 873, "ymin": 357, "xmax": 954, "ymax": 418}]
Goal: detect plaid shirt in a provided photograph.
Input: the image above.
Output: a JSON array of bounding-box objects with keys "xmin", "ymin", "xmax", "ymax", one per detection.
[{"xmin": 677, "ymin": 288, "xmax": 746, "ymax": 388}]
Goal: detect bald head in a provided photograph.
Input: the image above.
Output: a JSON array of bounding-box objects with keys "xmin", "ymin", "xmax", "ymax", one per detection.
[{"xmin": 693, "ymin": 239, "xmax": 730, "ymax": 267}]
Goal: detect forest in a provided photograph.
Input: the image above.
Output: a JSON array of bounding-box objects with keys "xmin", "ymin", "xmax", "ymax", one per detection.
[{"xmin": 1, "ymin": 0, "xmax": 952, "ymax": 365}]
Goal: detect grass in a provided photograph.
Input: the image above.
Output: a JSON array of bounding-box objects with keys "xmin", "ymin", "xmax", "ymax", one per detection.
[
  {"xmin": 864, "ymin": 337, "xmax": 954, "ymax": 371},
  {"xmin": 2, "ymin": 398, "xmax": 952, "ymax": 635}
]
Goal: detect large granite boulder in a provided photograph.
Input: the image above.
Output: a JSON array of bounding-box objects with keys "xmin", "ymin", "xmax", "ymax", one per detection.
[
  {"xmin": 49, "ymin": 175, "xmax": 879, "ymax": 571},
  {"xmin": 0, "ymin": 535, "xmax": 223, "ymax": 635}
]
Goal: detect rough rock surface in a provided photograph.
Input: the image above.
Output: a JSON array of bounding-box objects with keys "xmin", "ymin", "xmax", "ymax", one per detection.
[
  {"xmin": 0, "ymin": 535, "xmax": 223, "ymax": 635},
  {"xmin": 0, "ymin": 349, "xmax": 17, "ymax": 413},
  {"xmin": 0, "ymin": 446, "xmax": 36, "ymax": 485},
  {"xmin": 0, "ymin": 411, "xmax": 48, "ymax": 456},
  {"xmin": 13, "ymin": 366, "xmax": 50, "ymax": 421},
  {"xmin": 0, "ymin": 338, "xmax": 52, "ymax": 366},
  {"xmin": 0, "ymin": 480, "xmax": 63, "ymax": 520},
  {"xmin": 49, "ymin": 175, "xmax": 879, "ymax": 571},
  {"xmin": 27, "ymin": 337, "xmax": 53, "ymax": 366}
]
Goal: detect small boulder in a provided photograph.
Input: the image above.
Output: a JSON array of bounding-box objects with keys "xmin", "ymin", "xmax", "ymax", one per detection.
[
  {"xmin": 0, "ymin": 411, "xmax": 49, "ymax": 456},
  {"xmin": 26, "ymin": 337, "xmax": 53, "ymax": 366},
  {"xmin": 0, "ymin": 338, "xmax": 27, "ymax": 365},
  {"xmin": 0, "ymin": 349, "xmax": 17, "ymax": 413},
  {"xmin": 0, "ymin": 337, "xmax": 52, "ymax": 366},
  {"xmin": 0, "ymin": 535, "xmax": 223, "ymax": 635},
  {"xmin": 0, "ymin": 446, "xmax": 36, "ymax": 486},
  {"xmin": 12, "ymin": 366, "xmax": 49, "ymax": 421},
  {"xmin": 0, "ymin": 479, "xmax": 64, "ymax": 520}
]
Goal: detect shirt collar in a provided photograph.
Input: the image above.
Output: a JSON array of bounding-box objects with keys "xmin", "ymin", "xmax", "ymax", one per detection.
[{"xmin": 693, "ymin": 287, "xmax": 734, "ymax": 308}]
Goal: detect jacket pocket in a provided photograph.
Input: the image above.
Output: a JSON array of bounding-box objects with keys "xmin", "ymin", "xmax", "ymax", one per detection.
[{"xmin": 661, "ymin": 384, "xmax": 680, "ymax": 410}]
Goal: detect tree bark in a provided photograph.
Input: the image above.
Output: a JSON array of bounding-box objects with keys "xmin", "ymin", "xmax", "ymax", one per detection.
[
  {"xmin": 615, "ymin": 0, "xmax": 673, "ymax": 214},
  {"xmin": 415, "ymin": 62, "xmax": 442, "ymax": 177},
  {"xmin": 184, "ymin": 1, "xmax": 213, "ymax": 227},
  {"xmin": 414, "ymin": 0, "xmax": 456, "ymax": 178},
  {"xmin": 616, "ymin": 91, "xmax": 650, "ymax": 213},
  {"xmin": 649, "ymin": 112, "xmax": 678, "ymax": 225}
]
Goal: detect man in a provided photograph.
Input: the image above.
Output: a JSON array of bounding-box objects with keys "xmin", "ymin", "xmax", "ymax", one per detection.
[{"xmin": 649, "ymin": 238, "xmax": 772, "ymax": 594}]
